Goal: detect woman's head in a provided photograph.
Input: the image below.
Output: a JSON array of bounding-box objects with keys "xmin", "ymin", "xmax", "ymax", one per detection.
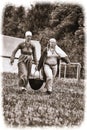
[
  {"xmin": 25, "ymin": 31, "xmax": 32, "ymax": 42},
  {"xmin": 48, "ymin": 38, "xmax": 57, "ymax": 49}
]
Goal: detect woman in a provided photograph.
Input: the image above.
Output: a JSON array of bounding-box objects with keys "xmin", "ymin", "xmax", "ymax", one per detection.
[
  {"xmin": 38, "ymin": 38, "xmax": 70, "ymax": 94},
  {"xmin": 10, "ymin": 31, "xmax": 38, "ymax": 91}
]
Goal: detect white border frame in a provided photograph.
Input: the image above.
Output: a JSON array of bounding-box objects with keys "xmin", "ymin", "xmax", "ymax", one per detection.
[{"xmin": 0, "ymin": 0, "xmax": 87, "ymax": 130}]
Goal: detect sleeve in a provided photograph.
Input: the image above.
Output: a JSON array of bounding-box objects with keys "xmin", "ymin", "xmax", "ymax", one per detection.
[
  {"xmin": 55, "ymin": 45, "xmax": 70, "ymax": 64},
  {"xmin": 61, "ymin": 56, "xmax": 70, "ymax": 64},
  {"xmin": 55, "ymin": 45, "xmax": 67, "ymax": 57}
]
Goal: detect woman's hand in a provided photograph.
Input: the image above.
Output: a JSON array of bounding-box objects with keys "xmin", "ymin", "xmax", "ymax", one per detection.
[
  {"xmin": 35, "ymin": 65, "xmax": 38, "ymax": 71},
  {"xmin": 10, "ymin": 56, "xmax": 14, "ymax": 65}
]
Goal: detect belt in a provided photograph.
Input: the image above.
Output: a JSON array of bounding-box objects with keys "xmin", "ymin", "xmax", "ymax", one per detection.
[
  {"xmin": 22, "ymin": 53, "xmax": 32, "ymax": 55},
  {"xmin": 45, "ymin": 63, "xmax": 57, "ymax": 66}
]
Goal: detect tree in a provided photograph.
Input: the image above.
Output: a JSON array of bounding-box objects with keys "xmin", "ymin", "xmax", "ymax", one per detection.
[
  {"xmin": 2, "ymin": 5, "xmax": 16, "ymax": 35},
  {"xmin": 26, "ymin": 3, "xmax": 53, "ymax": 34}
]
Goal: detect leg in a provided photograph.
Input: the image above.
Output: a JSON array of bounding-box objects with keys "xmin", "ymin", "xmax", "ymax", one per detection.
[
  {"xmin": 18, "ymin": 62, "xmax": 28, "ymax": 88},
  {"xmin": 44, "ymin": 64, "xmax": 53, "ymax": 93},
  {"xmin": 51, "ymin": 65, "xmax": 58, "ymax": 78},
  {"xmin": 27, "ymin": 60, "xmax": 32, "ymax": 77}
]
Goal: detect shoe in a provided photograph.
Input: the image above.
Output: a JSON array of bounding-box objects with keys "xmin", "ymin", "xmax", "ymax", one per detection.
[
  {"xmin": 18, "ymin": 87, "xmax": 27, "ymax": 93},
  {"xmin": 46, "ymin": 91, "xmax": 52, "ymax": 95},
  {"xmin": 21, "ymin": 87, "xmax": 27, "ymax": 91}
]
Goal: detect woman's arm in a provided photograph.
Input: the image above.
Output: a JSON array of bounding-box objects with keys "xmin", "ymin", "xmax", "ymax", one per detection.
[
  {"xmin": 10, "ymin": 44, "xmax": 20, "ymax": 65},
  {"xmin": 61, "ymin": 56, "xmax": 70, "ymax": 64},
  {"xmin": 38, "ymin": 48, "xmax": 47, "ymax": 71},
  {"xmin": 32, "ymin": 46, "xmax": 38, "ymax": 65}
]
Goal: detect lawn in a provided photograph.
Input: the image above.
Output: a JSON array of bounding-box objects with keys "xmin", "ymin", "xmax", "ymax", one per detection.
[{"xmin": 2, "ymin": 72, "xmax": 84, "ymax": 127}]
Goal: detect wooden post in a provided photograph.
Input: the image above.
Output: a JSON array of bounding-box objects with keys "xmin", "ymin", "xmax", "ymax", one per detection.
[
  {"xmin": 64, "ymin": 64, "xmax": 67, "ymax": 78},
  {"xmin": 59, "ymin": 62, "xmax": 81, "ymax": 80},
  {"xmin": 59, "ymin": 60, "xmax": 61, "ymax": 78},
  {"xmin": 77, "ymin": 64, "xmax": 81, "ymax": 81}
]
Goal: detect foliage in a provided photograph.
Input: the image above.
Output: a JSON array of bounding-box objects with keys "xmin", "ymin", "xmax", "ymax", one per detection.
[
  {"xmin": 3, "ymin": 5, "xmax": 26, "ymax": 37},
  {"xmin": 26, "ymin": 3, "xmax": 53, "ymax": 33}
]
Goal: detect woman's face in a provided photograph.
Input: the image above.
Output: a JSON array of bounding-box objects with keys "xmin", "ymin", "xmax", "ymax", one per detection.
[
  {"xmin": 26, "ymin": 35, "xmax": 32, "ymax": 42},
  {"xmin": 49, "ymin": 41, "xmax": 56, "ymax": 49}
]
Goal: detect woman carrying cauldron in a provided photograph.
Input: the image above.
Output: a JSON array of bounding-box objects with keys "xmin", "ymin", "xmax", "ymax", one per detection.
[
  {"xmin": 38, "ymin": 38, "xmax": 70, "ymax": 94},
  {"xmin": 10, "ymin": 31, "xmax": 38, "ymax": 91}
]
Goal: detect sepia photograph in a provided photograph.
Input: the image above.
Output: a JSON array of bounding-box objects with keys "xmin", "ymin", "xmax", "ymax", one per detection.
[{"xmin": 0, "ymin": 0, "xmax": 86, "ymax": 129}]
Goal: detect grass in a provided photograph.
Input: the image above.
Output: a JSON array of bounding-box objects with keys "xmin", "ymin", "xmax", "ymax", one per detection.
[{"xmin": 2, "ymin": 72, "xmax": 84, "ymax": 127}]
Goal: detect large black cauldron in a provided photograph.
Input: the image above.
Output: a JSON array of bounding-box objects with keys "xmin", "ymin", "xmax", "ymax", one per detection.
[{"xmin": 29, "ymin": 78, "xmax": 44, "ymax": 90}]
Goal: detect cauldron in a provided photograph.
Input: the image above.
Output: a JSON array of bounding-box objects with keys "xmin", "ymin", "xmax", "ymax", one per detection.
[
  {"xmin": 29, "ymin": 69, "xmax": 44, "ymax": 90},
  {"xmin": 29, "ymin": 78, "xmax": 44, "ymax": 90}
]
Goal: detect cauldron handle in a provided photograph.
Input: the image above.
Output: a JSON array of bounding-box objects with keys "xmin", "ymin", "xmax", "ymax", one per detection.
[{"xmin": 33, "ymin": 70, "xmax": 41, "ymax": 79}]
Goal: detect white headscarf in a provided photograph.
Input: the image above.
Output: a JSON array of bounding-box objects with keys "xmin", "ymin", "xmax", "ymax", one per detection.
[{"xmin": 25, "ymin": 31, "xmax": 32, "ymax": 37}]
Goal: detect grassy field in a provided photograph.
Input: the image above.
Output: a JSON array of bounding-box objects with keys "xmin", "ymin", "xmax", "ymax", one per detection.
[{"xmin": 2, "ymin": 72, "xmax": 84, "ymax": 127}]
